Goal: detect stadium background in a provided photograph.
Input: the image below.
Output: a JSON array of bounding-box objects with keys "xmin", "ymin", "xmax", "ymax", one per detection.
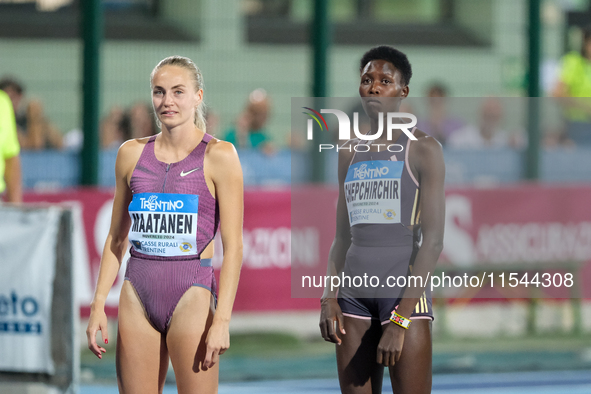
[{"xmin": 1, "ymin": 0, "xmax": 591, "ymax": 393}]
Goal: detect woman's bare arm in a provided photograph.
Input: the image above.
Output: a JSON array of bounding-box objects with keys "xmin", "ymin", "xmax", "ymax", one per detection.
[
  {"xmin": 320, "ymin": 141, "xmax": 355, "ymax": 344},
  {"xmin": 203, "ymin": 140, "xmax": 244, "ymax": 368},
  {"xmin": 86, "ymin": 140, "xmax": 140, "ymax": 358}
]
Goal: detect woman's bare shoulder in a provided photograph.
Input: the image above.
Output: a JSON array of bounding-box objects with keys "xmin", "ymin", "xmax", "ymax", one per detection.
[
  {"xmin": 410, "ymin": 129, "xmax": 445, "ymax": 176},
  {"xmin": 412, "ymin": 129, "xmax": 443, "ymax": 154},
  {"xmin": 115, "ymin": 137, "xmax": 151, "ymax": 176},
  {"xmin": 205, "ymin": 137, "xmax": 239, "ymax": 162}
]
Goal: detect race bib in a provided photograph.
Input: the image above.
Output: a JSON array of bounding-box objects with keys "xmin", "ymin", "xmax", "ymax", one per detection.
[
  {"xmin": 344, "ymin": 161, "xmax": 402, "ymax": 226},
  {"xmin": 128, "ymin": 193, "xmax": 199, "ymax": 256}
]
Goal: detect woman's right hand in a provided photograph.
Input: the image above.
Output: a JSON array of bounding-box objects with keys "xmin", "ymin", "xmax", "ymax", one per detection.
[
  {"xmin": 319, "ymin": 298, "xmax": 346, "ymax": 345},
  {"xmin": 86, "ymin": 307, "xmax": 109, "ymax": 359}
]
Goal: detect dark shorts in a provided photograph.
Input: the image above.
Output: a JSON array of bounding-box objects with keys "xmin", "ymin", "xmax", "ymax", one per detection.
[
  {"xmin": 337, "ymin": 241, "xmax": 434, "ymax": 324},
  {"xmin": 338, "ymin": 294, "xmax": 434, "ymax": 324}
]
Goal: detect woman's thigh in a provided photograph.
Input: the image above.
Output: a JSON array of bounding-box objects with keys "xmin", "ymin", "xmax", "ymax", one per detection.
[
  {"xmin": 117, "ymin": 280, "xmax": 169, "ymax": 394},
  {"xmin": 336, "ymin": 316, "xmax": 385, "ymax": 394},
  {"xmin": 166, "ymin": 286, "xmax": 218, "ymax": 394},
  {"xmin": 387, "ymin": 319, "xmax": 432, "ymax": 394}
]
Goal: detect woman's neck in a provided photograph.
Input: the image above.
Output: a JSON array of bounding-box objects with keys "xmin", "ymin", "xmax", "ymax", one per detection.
[{"xmin": 159, "ymin": 123, "xmax": 203, "ymax": 151}]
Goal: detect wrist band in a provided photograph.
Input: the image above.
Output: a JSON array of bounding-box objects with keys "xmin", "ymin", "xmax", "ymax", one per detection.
[{"xmin": 389, "ymin": 312, "xmax": 411, "ymax": 329}]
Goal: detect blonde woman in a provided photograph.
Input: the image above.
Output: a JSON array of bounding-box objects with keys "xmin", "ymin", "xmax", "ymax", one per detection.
[{"xmin": 86, "ymin": 56, "xmax": 243, "ymax": 393}]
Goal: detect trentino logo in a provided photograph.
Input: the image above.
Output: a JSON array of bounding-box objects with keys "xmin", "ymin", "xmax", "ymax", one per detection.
[
  {"xmin": 353, "ymin": 163, "xmax": 390, "ymax": 180},
  {"xmin": 140, "ymin": 195, "xmax": 185, "ymax": 211}
]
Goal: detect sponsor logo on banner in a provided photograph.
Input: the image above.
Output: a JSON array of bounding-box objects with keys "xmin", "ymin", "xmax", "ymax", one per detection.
[
  {"xmin": 0, "ymin": 207, "xmax": 59, "ymax": 373},
  {"xmin": 211, "ymin": 227, "xmax": 321, "ymax": 270},
  {"xmin": 444, "ymin": 194, "xmax": 591, "ymax": 265},
  {"xmin": 0, "ymin": 291, "xmax": 42, "ymax": 335}
]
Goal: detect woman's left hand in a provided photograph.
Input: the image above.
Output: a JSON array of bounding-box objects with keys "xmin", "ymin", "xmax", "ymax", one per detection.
[
  {"xmin": 203, "ymin": 320, "xmax": 230, "ymax": 369},
  {"xmin": 376, "ymin": 323, "xmax": 406, "ymax": 367}
]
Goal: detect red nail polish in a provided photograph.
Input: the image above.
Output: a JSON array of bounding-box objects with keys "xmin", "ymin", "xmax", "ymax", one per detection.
[{"xmin": 105, "ymin": 339, "xmax": 108, "ymax": 344}]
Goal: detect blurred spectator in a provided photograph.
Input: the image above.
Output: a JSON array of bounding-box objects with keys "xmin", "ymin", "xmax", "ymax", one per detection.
[
  {"xmin": 0, "ymin": 89, "xmax": 22, "ymax": 203},
  {"xmin": 224, "ymin": 89, "xmax": 273, "ymax": 153},
  {"xmin": 286, "ymin": 131, "xmax": 307, "ymax": 151},
  {"xmin": 204, "ymin": 108, "xmax": 220, "ymax": 138},
  {"xmin": 127, "ymin": 102, "xmax": 158, "ymax": 139},
  {"xmin": 551, "ymin": 25, "xmax": 591, "ymax": 145},
  {"xmin": 448, "ymin": 97, "xmax": 524, "ymax": 149},
  {"xmin": 100, "ymin": 102, "xmax": 158, "ymax": 150},
  {"xmin": 543, "ymin": 128, "xmax": 575, "ymax": 148},
  {"xmin": 417, "ymin": 82, "xmax": 464, "ymax": 145},
  {"xmin": 100, "ymin": 106, "xmax": 126, "ymax": 149},
  {"xmin": 0, "ymin": 76, "xmax": 63, "ymax": 150}
]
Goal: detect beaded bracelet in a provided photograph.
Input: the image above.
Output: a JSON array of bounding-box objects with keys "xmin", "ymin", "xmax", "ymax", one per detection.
[{"xmin": 389, "ymin": 312, "xmax": 411, "ymax": 329}]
